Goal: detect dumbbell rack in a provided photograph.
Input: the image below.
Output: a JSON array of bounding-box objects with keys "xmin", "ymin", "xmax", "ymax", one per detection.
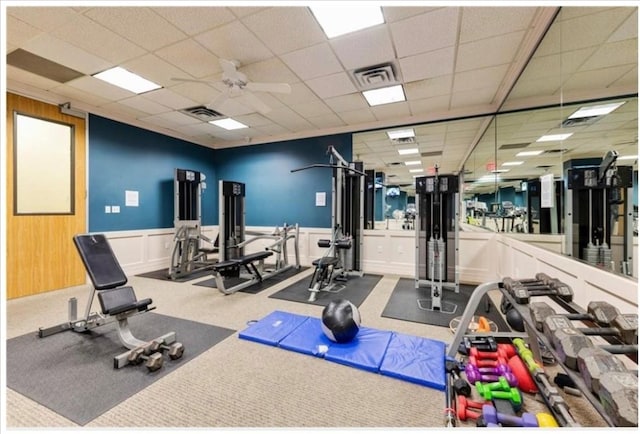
[{"xmin": 448, "ymin": 280, "xmax": 636, "ymax": 427}]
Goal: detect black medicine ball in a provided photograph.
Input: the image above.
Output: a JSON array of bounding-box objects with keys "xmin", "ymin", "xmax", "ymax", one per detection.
[
  {"xmin": 506, "ymin": 307, "xmax": 525, "ymax": 332},
  {"xmin": 321, "ymin": 299, "xmax": 361, "ymax": 343}
]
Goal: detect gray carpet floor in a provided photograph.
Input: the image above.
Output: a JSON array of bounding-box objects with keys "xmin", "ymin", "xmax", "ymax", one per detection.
[{"xmin": 5, "ymin": 268, "xmax": 607, "ymax": 430}]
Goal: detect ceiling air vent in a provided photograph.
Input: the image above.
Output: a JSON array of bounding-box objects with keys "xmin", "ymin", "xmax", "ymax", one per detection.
[
  {"xmin": 179, "ymin": 106, "xmax": 224, "ymax": 122},
  {"xmin": 387, "ymin": 162, "xmax": 403, "ymax": 166},
  {"xmin": 560, "ymin": 116, "xmax": 602, "ymax": 128},
  {"xmin": 499, "ymin": 143, "xmax": 530, "ymax": 150},
  {"xmin": 391, "ymin": 136, "xmax": 416, "ymax": 145},
  {"xmin": 352, "ymin": 62, "xmax": 400, "ymax": 91},
  {"xmin": 545, "ymin": 148, "xmax": 568, "ymax": 154}
]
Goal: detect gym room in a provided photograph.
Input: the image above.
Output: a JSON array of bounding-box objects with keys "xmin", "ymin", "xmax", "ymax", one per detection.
[{"xmin": 2, "ymin": 3, "xmax": 638, "ymax": 432}]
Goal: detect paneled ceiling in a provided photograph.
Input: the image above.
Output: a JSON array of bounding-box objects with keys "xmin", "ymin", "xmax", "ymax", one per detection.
[{"xmin": 4, "ymin": 4, "xmax": 638, "ymax": 191}]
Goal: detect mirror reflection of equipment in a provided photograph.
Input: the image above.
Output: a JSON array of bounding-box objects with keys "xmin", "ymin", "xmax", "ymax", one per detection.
[
  {"xmin": 565, "ymin": 150, "xmax": 634, "ymax": 276},
  {"xmin": 415, "ymin": 165, "xmax": 460, "ymax": 314},
  {"xmin": 291, "ymin": 145, "xmax": 365, "ymax": 302}
]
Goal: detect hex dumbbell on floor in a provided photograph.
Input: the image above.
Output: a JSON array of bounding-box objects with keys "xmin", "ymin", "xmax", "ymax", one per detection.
[
  {"xmin": 150, "ymin": 339, "xmax": 185, "ymax": 360},
  {"xmin": 127, "ymin": 347, "xmax": 164, "ymax": 371}
]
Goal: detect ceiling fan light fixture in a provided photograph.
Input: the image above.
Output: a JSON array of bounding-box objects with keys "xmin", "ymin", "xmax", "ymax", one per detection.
[
  {"xmin": 209, "ymin": 118, "xmax": 248, "ymax": 130},
  {"xmin": 310, "ymin": 6, "xmax": 384, "ymax": 38}
]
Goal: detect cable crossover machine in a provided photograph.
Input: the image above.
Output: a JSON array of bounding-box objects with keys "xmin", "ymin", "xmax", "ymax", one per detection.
[
  {"xmin": 291, "ymin": 145, "xmax": 365, "ymax": 302},
  {"xmin": 168, "ymin": 168, "xmax": 218, "ymax": 280},
  {"xmin": 415, "ymin": 165, "xmax": 461, "ymax": 314}
]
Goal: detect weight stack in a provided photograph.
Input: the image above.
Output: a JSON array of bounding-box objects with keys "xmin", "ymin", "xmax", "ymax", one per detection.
[
  {"xmin": 427, "ymin": 238, "xmax": 446, "ymax": 280},
  {"xmin": 599, "ymin": 245, "xmax": 612, "ymax": 268},
  {"xmin": 583, "ymin": 242, "xmax": 599, "ymax": 266}
]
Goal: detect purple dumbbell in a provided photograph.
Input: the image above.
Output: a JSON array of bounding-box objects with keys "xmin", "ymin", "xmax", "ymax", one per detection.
[
  {"xmin": 465, "ymin": 365, "xmax": 518, "ymax": 387},
  {"xmin": 478, "ymin": 364, "xmax": 512, "ymax": 376},
  {"xmin": 482, "ymin": 404, "xmax": 538, "ymax": 427}
]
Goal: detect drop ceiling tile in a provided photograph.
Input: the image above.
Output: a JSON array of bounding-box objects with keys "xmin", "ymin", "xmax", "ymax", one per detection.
[
  {"xmin": 383, "ymin": 6, "xmax": 436, "ymax": 23},
  {"xmin": 49, "ymin": 82, "xmax": 112, "ymax": 107},
  {"xmin": 371, "ymin": 102, "xmax": 411, "ymax": 121},
  {"xmin": 453, "ymin": 64, "xmax": 509, "ymax": 93},
  {"xmin": 100, "ymin": 100, "xmax": 151, "ymax": 119},
  {"xmin": 330, "ymin": 26, "xmax": 395, "ymax": 71},
  {"xmin": 7, "ymin": 65, "xmax": 62, "ymax": 90},
  {"xmin": 140, "ymin": 111, "xmax": 200, "ymax": 128},
  {"xmin": 195, "ymin": 20, "xmax": 273, "ymax": 66},
  {"xmin": 241, "ymin": 7, "xmax": 326, "ymax": 55},
  {"xmin": 307, "ymin": 113, "xmax": 346, "ymax": 129},
  {"xmin": 118, "ymin": 95, "xmax": 172, "ymax": 115},
  {"xmin": 305, "ymin": 72, "xmax": 358, "ymax": 99},
  {"xmin": 390, "ymin": 7, "xmax": 460, "ymax": 58},
  {"xmin": 337, "ymin": 108, "xmax": 377, "ymax": 125},
  {"xmin": 84, "ymin": 7, "xmax": 186, "ymax": 51},
  {"xmin": 408, "ymin": 95, "xmax": 451, "ymax": 115},
  {"xmin": 66, "ymin": 75, "xmax": 135, "ymax": 101},
  {"xmin": 291, "ymin": 100, "xmax": 333, "ymax": 118},
  {"xmin": 456, "ymin": 31, "xmax": 525, "ymax": 72},
  {"xmin": 558, "ymin": 8, "xmax": 632, "ymax": 53},
  {"xmin": 50, "ymin": 14, "xmax": 146, "ymax": 65},
  {"xmin": 168, "ymin": 82, "xmax": 221, "ymax": 107},
  {"xmin": 324, "ymin": 93, "xmax": 369, "ymax": 112},
  {"xmin": 404, "ymin": 75, "xmax": 452, "ymax": 100},
  {"xmin": 608, "ymin": 9, "xmax": 637, "ymax": 43},
  {"xmin": 580, "ymin": 39, "xmax": 637, "ymax": 71},
  {"xmin": 399, "ymin": 47, "xmax": 456, "ymax": 83},
  {"xmin": 562, "ymin": 64, "xmax": 637, "ymax": 92},
  {"xmin": 141, "ymin": 88, "xmax": 197, "ymax": 110},
  {"xmin": 280, "ymin": 43, "xmax": 343, "ymax": 80},
  {"xmin": 214, "ymin": 97, "xmax": 255, "ymax": 117},
  {"xmin": 460, "ymin": 7, "xmax": 537, "ymax": 43},
  {"xmin": 153, "ymin": 7, "xmax": 236, "ymax": 35},
  {"xmin": 272, "ymin": 82, "xmax": 319, "ymax": 105},
  {"xmin": 172, "ymin": 122, "xmax": 221, "ymax": 136},
  {"xmin": 229, "ymin": 6, "xmax": 268, "ymax": 18},
  {"xmin": 239, "ymin": 57, "xmax": 300, "ymax": 87},
  {"xmin": 610, "ymin": 66, "xmax": 637, "ymax": 88},
  {"xmin": 155, "ymin": 39, "xmax": 222, "ymax": 79},
  {"xmin": 255, "ymin": 123, "xmax": 291, "ymax": 136},
  {"xmin": 22, "ymin": 33, "xmax": 110, "ymax": 75},
  {"xmin": 7, "ymin": 6, "xmax": 79, "ymax": 32},
  {"xmin": 233, "ymin": 113, "xmax": 272, "ymax": 128},
  {"xmin": 7, "ymin": 15, "xmax": 42, "ymax": 46},
  {"xmin": 121, "ymin": 54, "xmax": 192, "ymax": 88},
  {"xmin": 262, "ymin": 106, "xmax": 314, "ymax": 132}
]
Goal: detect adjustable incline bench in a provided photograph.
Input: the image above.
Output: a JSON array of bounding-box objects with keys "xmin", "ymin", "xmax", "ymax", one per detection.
[
  {"xmin": 38, "ymin": 234, "xmax": 184, "ymax": 371},
  {"xmin": 211, "ymin": 250, "xmax": 274, "ymax": 294}
]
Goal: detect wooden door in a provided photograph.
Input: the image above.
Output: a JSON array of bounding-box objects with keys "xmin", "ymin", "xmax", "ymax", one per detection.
[{"xmin": 6, "ymin": 93, "xmax": 87, "ymax": 299}]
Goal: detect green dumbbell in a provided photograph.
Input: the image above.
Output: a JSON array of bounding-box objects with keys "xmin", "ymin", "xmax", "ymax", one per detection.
[{"xmin": 476, "ymin": 382, "xmax": 522, "ymax": 408}]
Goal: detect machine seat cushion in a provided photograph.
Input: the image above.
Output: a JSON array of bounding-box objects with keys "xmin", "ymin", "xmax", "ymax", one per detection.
[
  {"xmin": 212, "ymin": 260, "xmax": 239, "ymax": 271},
  {"xmin": 97, "ymin": 286, "xmax": 152, "ymax": 316},
  {"xmin": 312, "ymin": 257, "xmax": 340, "ymax": 267},
  {"xmin": 236, "ymin": 250, "xmax": 273, "ymax": 265}
]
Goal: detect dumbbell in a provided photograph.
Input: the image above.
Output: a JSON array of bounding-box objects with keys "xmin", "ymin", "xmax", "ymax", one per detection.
[
  {"xmin": 467, "ymin": 355, "xmax": 508, "ymax": 368},
  {"xmin": 576, "ymin": 347, "xmax": 629, "ymax": 395},
  {"xmin": 475, "ymin": 382, "xmax": 522, "ymax": 409},
  {"xmin": 456, "ymin": 396, "xmax": 486, "ymax": 421},
  {"xmin": 445, "ymin": 360, "xmax": 472, "ymax": 397},
  {"xmin": 482, "ymin": 404, "xmax": 538, "ymax": 427},
  {"xmin": 150, "ymin": 339, "xmax": 185, "ymax": 360},
  {"xmin": 469, "ymin": 347, "xmax": 512, "ymax": 361},
  {"xmin": 465, "ymin": 365, "xmax": 518, "ymax": 387},
  {"xmin": 503, "ymin": 276, "xmax": 573, "ymax": 304},
  {"xmin": 127, "ymin": 347, "xmax": 163, "ymax": 371},
  {"xmin": 531, "ymin": 301, "xmax": 638, "ymax": 345}
]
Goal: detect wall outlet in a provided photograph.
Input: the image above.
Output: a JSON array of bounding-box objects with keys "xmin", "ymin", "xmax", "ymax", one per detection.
[
  {"xmin": 111, "ymin": 205, "xmax": 120, "ymax": 213},
  {"xmin": 105, "ymin": 206, "xmax": 111, "ymax": 213}
]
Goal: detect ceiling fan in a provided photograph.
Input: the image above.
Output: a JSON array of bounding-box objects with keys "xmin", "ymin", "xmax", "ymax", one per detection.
[{"xmin": 171, "ymin": 58, "xmax": 292, "ymax": 114}]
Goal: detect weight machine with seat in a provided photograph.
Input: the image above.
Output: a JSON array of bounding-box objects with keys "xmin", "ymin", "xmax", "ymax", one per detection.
[
  {"xmin": 168, "ymin": 168, "xmax": 218, "ymax": 280},
  {"xmin": 415, "ymin": 165, "xmax": 460, "ymax": 313},
  {"xmin": 38, "ymin": 234, "xmax": 184, "ymax": 371},
  {"xmin": 211, "ymin": 180, "xmax": 300, "ymax": 294},
  {"xmin": 291, "ymin": 145, "xmax": 365, "ymax": 302}
]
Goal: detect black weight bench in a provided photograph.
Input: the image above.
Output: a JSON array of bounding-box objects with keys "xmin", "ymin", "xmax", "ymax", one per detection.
[
  {"xmin": 38, "ymin": 234, "xmax": 183, "ymax": 371},
  {"xmin": 211, "ymin": 250, "xmax": 275, "ymax": 294}
]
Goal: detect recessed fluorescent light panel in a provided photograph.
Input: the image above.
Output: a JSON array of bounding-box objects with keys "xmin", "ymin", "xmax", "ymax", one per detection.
[
  {"xmin": 409, "ymin": 168, "xmax": 424, "ymax": 173},
  {"xmin": 491, "ymin": 169, "xmax": 510, "ymax": 173},
  {"xmin": 209, "ymin": 118, "xmax": 248, "ymax": 130},
  {"xmin": 387, "ymin": 128, "xmax": 415, "ymax": 140},
  {"xmin": 536, "ymin": 133, "xmax": 573, "ymax": 142},
  {"xmin": 516, "ymin": 150, "xmax": 545, "ymax": 157},
  {"xmin": 398, "ymin": 148, "xmax": 419, "ymax": 155},
  {"xmin": 617, "ymin": 155, "xmax": 638, "ymax": 160},
  {"xmin": 568, "ymin": 102, "xmax": 625, "ymax": 119},
  {"xmin": 310, "ymin": 6, "xmax": 384, "ymax": 38},
  {"xmin": 404, "ymin": 160, "xmax": 421, "ymax": 166},
  {"xmin": 502, "ymin": 161, "xmax": 524, "ymax": 166},
  {"xmin": 363, "ymin": 85, "xmax": 406, "ymax": 106},
  {"xmin": 92, "ymin": 67, "xmax": 161, "ymax": 94}
]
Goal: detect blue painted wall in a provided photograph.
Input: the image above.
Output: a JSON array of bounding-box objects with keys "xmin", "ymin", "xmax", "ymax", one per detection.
[
  {"xmin": 214, "ymin": 134, "xmax": 352, "ymax": 228},
  {"xmin": 88, "ymin": 115, "xmax": 217, "ymax": 232}
]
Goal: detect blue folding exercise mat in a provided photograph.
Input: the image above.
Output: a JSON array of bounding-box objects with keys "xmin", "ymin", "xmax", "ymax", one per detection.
[
  {"xmin": 379, "ymin": 332, "xmax": 447, "ymax": 390},
  {"xmin": 238, "ymin": 310, "xmax": 447, "ymax": 391},
  {"xmin": 238, "ymin": 310, "xmax": 308, "ymax": 346}
]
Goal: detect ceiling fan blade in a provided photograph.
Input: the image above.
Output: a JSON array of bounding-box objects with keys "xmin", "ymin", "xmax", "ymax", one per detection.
[
  {"xmin": 239, "ymin": 91, "xmax": 272, "ymax": 114},
  {"xmin": 205, "ymin": 90, "xmax": 230, "ymax": 111},
  {"xmin": 246, "ymin": 82, "xmax": 292, "ymax": 94},
  {"xmin": 171, "ymin": 77, "xmax": 214, "ymax": 84}
]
